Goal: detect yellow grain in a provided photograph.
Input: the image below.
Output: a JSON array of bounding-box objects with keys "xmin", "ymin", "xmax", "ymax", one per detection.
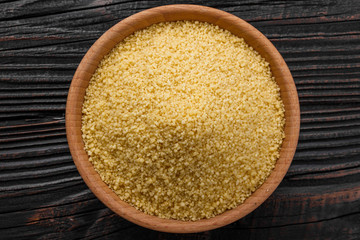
[{"xmin": 82, "ymin": 21, "xmax": 285, "ymax": 221}]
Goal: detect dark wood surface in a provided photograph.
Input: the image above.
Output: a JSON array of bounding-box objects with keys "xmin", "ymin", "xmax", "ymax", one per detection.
[{"xmin": 0, "ymin": 0, "xmax": 359, "ymax": 239}]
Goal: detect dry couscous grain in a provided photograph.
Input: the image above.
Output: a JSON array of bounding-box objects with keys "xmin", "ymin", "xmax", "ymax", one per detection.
[{"xmin": 82, "ymin": 21, "xmax": 285, "ymax": 221}]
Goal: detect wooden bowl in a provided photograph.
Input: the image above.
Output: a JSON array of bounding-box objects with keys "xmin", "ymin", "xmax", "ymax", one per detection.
[{"xmin": 66, "ymin": 4, "xmax": 300, "ymax": 233}]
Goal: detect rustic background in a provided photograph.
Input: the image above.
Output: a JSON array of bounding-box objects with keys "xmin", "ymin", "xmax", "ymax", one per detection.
[{"xmin": 1, "ymin": 0, "xmax": 360, "ymax": 239}]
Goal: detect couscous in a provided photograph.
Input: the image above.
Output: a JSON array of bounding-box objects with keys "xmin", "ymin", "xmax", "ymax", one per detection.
[{"xmin": 82, "ymin": 21, "xmax": 285, "ymax": 221}]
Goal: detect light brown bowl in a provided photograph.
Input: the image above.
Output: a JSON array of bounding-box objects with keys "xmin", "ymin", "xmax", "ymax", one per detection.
[{"xmin": 66, "ymin": 4, "xmax": 300, "ymax": 233}]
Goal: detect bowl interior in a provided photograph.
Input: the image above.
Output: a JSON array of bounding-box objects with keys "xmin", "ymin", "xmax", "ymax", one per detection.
[{"xmin": 66, "ymin": 4, "xmax": 300, "ymax": 233}]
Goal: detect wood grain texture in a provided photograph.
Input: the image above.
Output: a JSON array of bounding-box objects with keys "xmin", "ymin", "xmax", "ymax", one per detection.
[{"xmin": 0, "ymin": 0, "xmax": 359, "ymax": 239}]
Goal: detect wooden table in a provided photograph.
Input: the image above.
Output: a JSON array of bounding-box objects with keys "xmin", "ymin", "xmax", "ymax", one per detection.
[{"xmin": 1, "ymin": 1, "xmax": 359, "ymax": 239}]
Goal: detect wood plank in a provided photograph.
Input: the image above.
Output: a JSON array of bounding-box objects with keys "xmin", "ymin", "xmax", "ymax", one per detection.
[{"xmin": 0, "ymin": 0, "xmax": 359, "ymax": 239}]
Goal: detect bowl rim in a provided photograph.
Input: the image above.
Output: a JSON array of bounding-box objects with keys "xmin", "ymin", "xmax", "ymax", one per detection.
[{"xmin": 66, "ymin": 4, "xmax": 300, "ymax": 233}]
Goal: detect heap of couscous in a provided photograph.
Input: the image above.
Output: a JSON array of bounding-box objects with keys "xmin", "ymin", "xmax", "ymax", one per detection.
[{"xmin": 82, "ymin": 21, "xmax": 285, "ymax": 221}]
